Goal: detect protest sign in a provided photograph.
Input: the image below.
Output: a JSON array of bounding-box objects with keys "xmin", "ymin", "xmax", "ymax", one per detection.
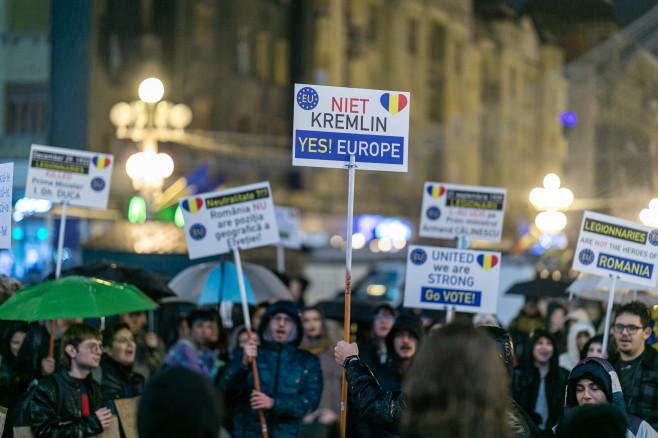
[
  {"xmin": 293, "ymin": 84, "xmax": 410, "ymax": 172},
  {"xmin": 25, "ymin": 145, "xmax": 113, "ymax": 209},
  {"xmin": 275, "ymin": 206, "xmax": 301, "ymax": 249},
  {"xmin": 114, "ymin": 397, "xmax": 138, "ymax": 438},
  {"xmin": 572, "ymin": 211, "xmax": 658, "ymax": 288},
  {"xmin": 0, "ymin": 163, "xmax": 13, "ymax": 249},
  {"xmin": 180, "ymin": 182, "xmax": 280, "ymax": 259},
  {"xmin": 419, "ymin": 182, "xmax": 506, "ymax": 242},
  {"xmin": 403, "ymin": 245, "xmax": 501, "ymax": 314}
]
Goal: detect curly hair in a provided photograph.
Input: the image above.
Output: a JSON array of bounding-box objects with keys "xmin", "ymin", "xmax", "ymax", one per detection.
[{"xmin": 615, "ymin": 301, "xmax": 651, "ymax": 328}]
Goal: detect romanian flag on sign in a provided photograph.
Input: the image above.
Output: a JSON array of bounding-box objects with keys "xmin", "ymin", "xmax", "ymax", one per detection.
[
  {"xmin": 182, "ymin": 198, "xmax": 203, "ymax": 214},
  {"xmin": 477, "ymin": 254, "xmax": 499, "ymax": 270},
  {"xmin": 93, "ymin": 156, "xmax": 111, "ymax": 170},
  {"xmin": 380, "ymin": 93, "xmax": 408, "ymax": 116},
  {"xmin": 426, "ymin": 185, "xmax": 445, "ymax": 198}
]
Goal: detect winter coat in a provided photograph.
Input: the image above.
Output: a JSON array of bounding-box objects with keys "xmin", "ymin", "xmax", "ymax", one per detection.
[
  {"xmin": 609, "ymin": 344, "xmax": 658, "ymax": 431},
  {"xmin": 562, "ymin": 357, "xmax": 658, "ymax": 438},
  {"xmin": 30, "ymin": 368, "xmax": 105, "ymax": 437},
  {"xmin": 558, "ymin": 321, "xmax": 595, "ymax": 371},
  {"xmin": 218, "ymin": 301, "xmax": 323, "ymax": 438},
  {"xmin": 512, "ymin": 330, "xmax": 569, "ymax": 433},
  {"xmin": 98, "ymin": 354, "xmax": 144, "ymax": 413}
]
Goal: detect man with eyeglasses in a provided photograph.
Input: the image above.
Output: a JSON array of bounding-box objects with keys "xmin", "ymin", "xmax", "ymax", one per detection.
[
  {"xmin": 608, "ymin": 301, "xmax": 658, "ymax": 430},
  {"xmin": 219, "ymin": 300, "xmax": 322, "ymax": 438},
  {"xmin": 30, "ymin": 323, "xmax": 113, "ymax": 436}
]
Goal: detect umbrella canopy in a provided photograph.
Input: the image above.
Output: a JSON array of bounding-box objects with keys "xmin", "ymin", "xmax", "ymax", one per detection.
[
  {"xmin": 165, "ymin": 261, "xmax": 292, "ymax": 306},
  {"xmin": 315, "ymin": 296, "xmax": 379, "ymax": 323},
  {"xmin": 48, "ymin": 259, "xmax": 175, "ymax": 301},
  {"xmin": 567, "ymin": 273, "xmax": 658, "ymax": 306},
  {"xmin": 0, "ymin": 276, "xmax": 158, "ymax": 322},
  {"xmin": 505, "ymin": 278, "xmax": 571, "ymax": 298}
]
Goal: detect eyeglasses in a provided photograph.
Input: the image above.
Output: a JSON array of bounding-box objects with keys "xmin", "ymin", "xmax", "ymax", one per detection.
[
  {"xmin": 79, "ymin": 342, "xmax": 103, "ymax": 353},
  {"xmin": 612, "ymin": 324, "xmax": 644, "ymax": 335},
  {"xmin": 271, "ymin": 315, "xmax": 295, "ymax": 325},
  {"xmin": 374, "ymin": 315, "xmax": 395, "ymax": 322}
]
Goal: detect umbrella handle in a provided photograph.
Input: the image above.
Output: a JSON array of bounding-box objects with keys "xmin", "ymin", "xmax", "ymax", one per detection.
[{"xmin": 49, "ymin": 320, "xmax": 56, "ymax": 358}]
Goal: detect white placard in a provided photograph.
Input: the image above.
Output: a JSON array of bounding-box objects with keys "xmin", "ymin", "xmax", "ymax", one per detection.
[
  {"xmin": 0, "ymin": 163, "xmax": 13, "ymax": 249},
  {"xmin": 275, "ymin": 206, "xmax": 301, "ymax": 249},
  {"xmin": 572, "ymin": 211, "xmax": 658, "ymax": 288},
  {"xmin": 180, "ymin": 182, "xmax": 280, "ymax": 259},
  {"xmin": 292, "ymin": 84, "xmax": 410, "ymax": 172},
  {"xmin": 25, "ymin": 145, "xmax": 113, "ymax": 209},
  {"xmin": 418, "ymin": 182, "xmax": 506, "ymax": 243},
  {"xmin": 403, "ymin": 245, "xmax": 501, "ymax": 314}
]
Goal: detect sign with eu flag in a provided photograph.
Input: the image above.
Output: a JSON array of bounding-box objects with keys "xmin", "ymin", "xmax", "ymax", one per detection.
[
  {"xmin": 404, "ymin": 245, "xmax": 501, "ymax": 314},
  {"xmin": 293, "ymin": 84, "xmax": 410, "ymax": 172}
]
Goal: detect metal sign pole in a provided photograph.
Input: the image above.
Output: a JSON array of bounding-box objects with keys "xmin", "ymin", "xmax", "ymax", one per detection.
[{"xmin": 601, "ymin": 274, "xmax": 618, "ymax": 357}]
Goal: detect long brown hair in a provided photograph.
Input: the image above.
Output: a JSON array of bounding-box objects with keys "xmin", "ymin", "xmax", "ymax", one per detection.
[{"xmin": 401, "ymin": 323, "xmax": 513, "ymax": 438}]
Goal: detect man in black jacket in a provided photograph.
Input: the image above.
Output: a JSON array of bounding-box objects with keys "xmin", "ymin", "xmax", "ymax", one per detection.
[{"xmin": 30, "ymin": 323, "xmax": 113, "ymax": 436}]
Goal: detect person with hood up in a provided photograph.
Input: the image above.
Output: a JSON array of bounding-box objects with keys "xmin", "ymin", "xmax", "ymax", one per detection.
[
  {"xmin": 558, "ymin": 320, "xmax": 595, "ymax": 371},
  {"xmin": 512, "ymin": 329, "xmax": 569, "ymax": 436},
  {"xmin": 561, "ymin": 357, "xmax": 658, "ymax": 437},
  {"xmin": 218, "ymin": 300, "xmax": 323, "ymax": 438}
]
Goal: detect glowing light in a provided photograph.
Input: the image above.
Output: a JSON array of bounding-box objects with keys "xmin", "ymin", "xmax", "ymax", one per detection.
[
  {"xmin": 367, "ymin": 284, "xmax": 386, "ymax": 296},
  {"xmin": 352, "ymin": 233, "xmax": 366, "ymax": 249},
  {"xmin": 12, "ymin": 228, "xmax": 24, "ymax": 240},
  {"xmin": 639, "ymin": 198, "xmax": 658, "ymax": 227},
  {"xmin": 13, "ymin": 211, "xmax": 24, "ymax": 222},
  {"xmin": 369, "ymin": 239, "xmax": 380, "ymax": 252},
  {"xmin": 138, "ymin": 78, "xmax": 164, "ymax": 103},
  {"xmin": 128, "ymin": 197, "xmax": 147, "ymax": 224},
  {"xmin": 558, "ymin": 111, "xmax": 577, "ymax": 127},
  {"xmin": 174, "ymin": 205, "xmax": 185, "ymax": 227},
  {"xmin": 126, "ymin": 152, "xmax": 174, "ymax": 184},
  {"xmin": 36, "ymin": 227, "xmax": 48, "ymax": 241},
  {"xmin": 375, "ymin": 218, "xmax": 412, "ymax": 241},
  {"xmin": 535, "ymin": 211, "xmax": 567, "ymax": 233},
  {"xmin": 378, "ymin": 238, "xmax": 393, "ymax": 252},
  {"xmin": 330, "ymin": 235, "xmax": 343, "ymax": 248},
  {"xmin": 529, "ymin": 173, "xmax": 573, "ymax": 211},
  {"xmin": 15, "ymin": 197, "xmax": 53, "ymax": 214}
]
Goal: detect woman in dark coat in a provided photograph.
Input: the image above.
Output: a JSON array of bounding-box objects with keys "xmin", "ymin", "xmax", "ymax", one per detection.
[{"xmin": 512, "ymin": 329, "xmax": 569, "ymax": 437}]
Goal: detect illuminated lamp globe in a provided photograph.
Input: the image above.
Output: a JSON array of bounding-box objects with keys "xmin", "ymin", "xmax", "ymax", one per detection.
[
  {"xmin": 535, "ymin": 211, "xmax": 567, "ymax": 233},
  {"xmin": 138, "ymin": 78, "xmax": 165, "ymax": 103},
  {"xmin": 126, "ymin": 152, "xmax": 174, "ymax": 183}
]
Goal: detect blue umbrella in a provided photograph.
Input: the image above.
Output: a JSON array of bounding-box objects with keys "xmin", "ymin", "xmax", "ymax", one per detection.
[{"xmin": 199, "ymin": 262, "xmax": 257, "ymax": 306}]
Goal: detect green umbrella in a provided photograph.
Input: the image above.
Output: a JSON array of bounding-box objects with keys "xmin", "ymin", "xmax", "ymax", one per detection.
[{"xmin": 0, "ymin": 275, "xmax": 158, "ymax": 321}]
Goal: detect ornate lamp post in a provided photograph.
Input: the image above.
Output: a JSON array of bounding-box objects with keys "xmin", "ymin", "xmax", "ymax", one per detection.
[
  {"xmin": 529, "ymin": 173, "xmax": 574, "ymax": 233},
  {"xmin": 109, "ymin": 78, "xmax": 192, "ymax": 218}
]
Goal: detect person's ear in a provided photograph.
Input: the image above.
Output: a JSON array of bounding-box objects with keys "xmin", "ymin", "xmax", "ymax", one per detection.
[
  {"xmin": 643, "ymin": 326, "xmax": 652, "ymax": 340},
  {"xmin": 65, "ymin": 344, "xmax": 76, "ymax": 359}
]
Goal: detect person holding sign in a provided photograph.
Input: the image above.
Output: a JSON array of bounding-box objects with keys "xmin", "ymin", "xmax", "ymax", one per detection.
[
  {"xmin": 607, "ymin": 302, "xmax": 658, "ymax": 431},
  {"xmin": 30, "ymin": 324, "xmax": 113, "ymax": 436},
  {"xmin": 218, "ymin": 300, "xmax": 322, "ymax": 438}
]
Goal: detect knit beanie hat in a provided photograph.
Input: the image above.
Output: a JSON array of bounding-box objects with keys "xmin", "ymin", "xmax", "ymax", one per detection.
[
  {"xmin": 555, "ymin": 404, "xmax": 626, "ymax": 438},
  {"xmin": 385, "ymin": 314, "xmax": 424, "ymax": 358}
]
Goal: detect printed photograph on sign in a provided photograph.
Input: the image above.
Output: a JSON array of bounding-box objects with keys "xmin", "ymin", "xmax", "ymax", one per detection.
[
  {"xmin": 419, "ymin": 182, "xmax": 506, "ymax": 243},
  {"xmin": 275, "ymin": 206, "xmax": 302, "ymax": 249},
  {"xmin": 180, "ymin": 182, "xmax": 280, "ymax": 259},
  {"xmin": 25, "ymin": 145, "xmax": 114, "ymax": 210},
  {"xmin": 403, "ymin": 244, "xmax": 501, "ymax": 314},
  {"xmin": 292, "ymin": 84, "xmax": 410, "ymax": 172},
  {"xmin": 572, "ymin": 211, "xmax": 658, "ymax": 288}
]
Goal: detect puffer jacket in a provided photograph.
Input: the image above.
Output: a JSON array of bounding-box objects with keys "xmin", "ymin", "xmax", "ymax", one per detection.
[
  {"xmin": 218, "ymin": 301, "xmax": 323, "ymax": 438},
  {"xmin": 99, "ymin": 354, "xmax": 144, "ymax": 413},
  {"xmin": 30, "ymin": 368, "xmax": 104, "ymax": 437},
  {"xmin": 563, "ymin": 357, "xmax": 658, "ymax": 438}
]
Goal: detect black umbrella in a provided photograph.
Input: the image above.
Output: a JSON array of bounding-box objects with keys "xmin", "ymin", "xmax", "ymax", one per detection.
[
  {"xmin": 505, "ymin": 278, "xmax": 571, "ymax": 298},
  {"xmin": 315, "ymin": 296, "xmax": 380, "ymax": 323},
  {"xmin": 47, "ymin": 259, "xmax": 175, "ymax": 301}
]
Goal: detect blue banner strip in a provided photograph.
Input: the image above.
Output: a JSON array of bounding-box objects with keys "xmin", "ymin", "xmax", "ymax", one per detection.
[
  {"xmin": 294, "ymin": 130, "xmax": 405, "ymax": 165},
  {"xmin": 420, "ymin": 287, "xmax": 482, "ymax": 307}
]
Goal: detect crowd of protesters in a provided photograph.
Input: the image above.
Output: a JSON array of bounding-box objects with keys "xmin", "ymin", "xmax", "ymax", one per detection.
[{"xmin": 0, "ymin": 274, "xmax": 658, "ymax": 437}]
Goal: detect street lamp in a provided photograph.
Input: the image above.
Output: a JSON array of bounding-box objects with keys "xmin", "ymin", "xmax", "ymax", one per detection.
[
  {"xmin": 109, "ymin": 78, "xmax": 192, "ymax": 217},
  {"xmin": 639, "ymin": 199, "xmax": 658, "ymax": 227},
  {"xmin": 529, "ymin": 173, "xmax": 573, "ymax": 233}
]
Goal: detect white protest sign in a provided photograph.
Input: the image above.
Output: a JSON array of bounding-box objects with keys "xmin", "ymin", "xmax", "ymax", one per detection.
[
  {"xmin": 180, "ymin": 182, "xmax": 280, "ymax": 259},
  {"xmin": 25, "ymin": 145, "xmax": 113, "ymax": 209},
  {"xmin": 275, "ymin": 206, "xmax": 301, "ymax": 249},
  {"xmin": 419, "ymin": 182, "xmax": 506, "ymax": 242},
  {"xmin": 572, "ymin": 211, "xmax": 658, "ymax": 288},
  {"xmin": 293, "ymin": 84, "xmax": 410, "ymax": 172},
  {"xmin": 403, "ymin": 245, "xmax": 501, "ymax": 314},
  {"xmin": 0, "ymin": 163, "xmax": 13, "ymax": 249}
]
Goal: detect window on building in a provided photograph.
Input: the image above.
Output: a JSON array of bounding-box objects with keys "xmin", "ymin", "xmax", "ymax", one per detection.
[
  {"xmin": 408, "ymin": 19, "xmax": 417, "ymax": 54},
  {"xmin": 5, "ymin": 82, "xmax": 48, "ymax": 135},
  {"xmin": 236, "ymin": 26, "xmax": 251, "ymax": 76},
  {"xmin": 273, "ymin": 38, "xmax": 289, "ymax": 86},
  {"xmin": 427, "ymin": 23, "xmax": 446, "ymax": 121},
  {"xmin": 255, "ymin": 31, "xmax": 271, "ymax": 81}
]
